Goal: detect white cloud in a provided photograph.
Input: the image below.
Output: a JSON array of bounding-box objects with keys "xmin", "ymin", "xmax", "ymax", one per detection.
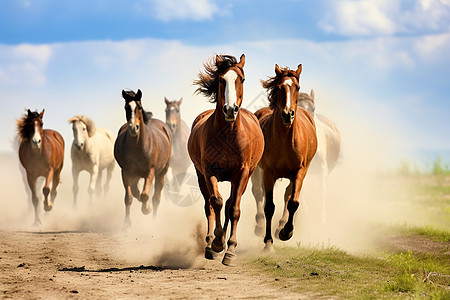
[
  {"xmin": 0, "ymin": 44, "xmax": 52, "ymax": 87},
  {"xmin": 135, "ymin": 0, "xmax": 220, "ymax": 21},
  {"xmin": 320, "ymin": 0, "xmax": 450, "ymax": 37}
]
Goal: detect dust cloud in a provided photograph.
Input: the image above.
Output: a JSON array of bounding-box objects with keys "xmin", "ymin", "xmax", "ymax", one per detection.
[{"xmin": 0, "ymin": 90, "xmax": 418, "ymax": 269}]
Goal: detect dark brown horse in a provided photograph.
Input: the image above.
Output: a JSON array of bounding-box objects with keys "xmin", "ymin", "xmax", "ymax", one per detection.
[
  {"xmin": 251, "ymin": 64, "xmax": 317, "ymax": 251},
  {"xmin": 114, "ymin": 89, "xmax": 172, "ymax": 228},
  {"xmin": 17, "ymin": 109, "xmax": 65, "ymax": 225},
  {"xmin": 164, "ymin": 97, "xmax": 191, "ymax": 179},
  {"xmin": 188, "ymin": 54, "xmax": 264, "ymax": 266}
]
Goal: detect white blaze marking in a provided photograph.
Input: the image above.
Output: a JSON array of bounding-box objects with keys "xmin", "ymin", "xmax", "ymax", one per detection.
[
  {"xmin": 32, "ymin": 121, "xmax": 41, "ymax": 147},
  {"xmin": 129, "ymin": 101, "xmax": 137, "ymax": 126},
  {"xmin": 284, "ymin": 78, "xmax": 293, "ymax": 112},
  {"xmin": 223, "ymin": 69, "xmax": 238, "ymax": 108}
]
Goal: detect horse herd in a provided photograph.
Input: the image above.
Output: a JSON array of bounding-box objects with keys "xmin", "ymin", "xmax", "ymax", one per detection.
[{"xmin": 16, "ymin": 54, "xmax": 340, "ymax": 266}]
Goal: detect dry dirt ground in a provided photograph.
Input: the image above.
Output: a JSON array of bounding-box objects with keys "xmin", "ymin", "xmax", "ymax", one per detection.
[{"xmin": 0, "ymin": 230, "xmax": 309, "ymax": 299}]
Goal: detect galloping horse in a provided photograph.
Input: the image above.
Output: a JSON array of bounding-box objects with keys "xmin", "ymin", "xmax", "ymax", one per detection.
[
  {"xmin": 68, "ymin": 115, "xmax": 115, "ymax": 207},
  {"xmin": 17, "ymin": 109, "xmax": 65, "ymax": 225},
  {"xmin": 188, "ymin": 54, "xmax": 264, "ymax": 266},
  {"xmin": 298, "ymin": 90, "xmax": 341, "ymax": 223},
  {"xmin": 164, "ymin": 97, "xmax": 191, "ymax": 179},
  {"xmin": 251, "ymin": 64, "xmax": 317, "ymax": 251},
  {"xmin": 114, "ymin": 89, "xmax": 172, "ymax": 228}
]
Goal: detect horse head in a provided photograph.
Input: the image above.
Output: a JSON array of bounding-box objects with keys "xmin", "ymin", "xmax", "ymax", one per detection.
[
  {"xmin": 68, "ymin": 115, "xmax": 95, "ymax": 151},
  {"xmin": 122, "ymin": 89, "xmax": 148, "ymax": 138},
  {"xmin": 298, "ymin": 89, "xmax": 315, "ymax": 117},
  {"xmin": 164, "ymin": 97, "xmax": 182, "ymax": 134},
  {"xmin": 218, "ymin": 54, "xmax": 245, "ymax": 122},
  {"xmin": 194, "ymin": 54, "xmax": 246, "ymax": 123},
  {"xmin": 263, "ymin": 64, "xmax": 302, "ymax": 126},
  {"xmin": 27, "ymin": 109, "xmax": 45, "ymax": 150}
]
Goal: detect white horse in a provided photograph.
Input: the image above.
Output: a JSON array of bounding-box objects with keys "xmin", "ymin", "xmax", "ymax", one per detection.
[
  {"xmin": 68, "ymin": 115, "xmax": 115, "ymax": 207},
  {"xmin": 298, "ymin": 90, "xmax": 341, "ymax": 223}
]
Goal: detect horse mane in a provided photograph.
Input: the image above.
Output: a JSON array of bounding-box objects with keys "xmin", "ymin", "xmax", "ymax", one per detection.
[
  {"xmin": 16, "ymin": 110, "xmax": 40, "ymax": 141},
  {"xmin": 68, "ymin": 115, "xmax": 96, "ymax": 137},
  {"xmin": 194, "ymin": 55, "xmax": 242, "ymax": 103},
  {"xmin": 123, "ymin": 89, "xmax": 150, "ymax": 125},
  {"xmin": 261, "ymin": 67, "xmax": 300, "ymax": 109},
  {"xmin": 298, "ymin": 92, "xmax": 314, "ymax": 104}
]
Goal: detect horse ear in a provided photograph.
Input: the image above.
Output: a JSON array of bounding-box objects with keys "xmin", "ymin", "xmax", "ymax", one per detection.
[
  {"xmin": 275, "ymin": 64, "xmax": 282, "ymax": 76},
  {"xmin": 296, "ymin": 64, "xmax": 302, "ymax": 76},
  {"xmin": 122, "ymin": 90, "xmax": 128, "ymax": 100},
  {"xmin": 237, "ymin": 54, "xmax": 245, "ymax": 68},
  {"xmin": 164, "ymin": 97, "xmax": 170, "ymax": 105},
  {"xmin": 27, "ymin": 109, "xmax": 32, "ymax": 117},
  {"xmin": 136, "ymin": 89, "xmax": 142, "ymax": 100},
  {"xmin": 310, "ymin": 89, "xmax": 315, "ymax": 101},
  {"xmin": 216, "ymin": 55, "xmax": 222, "ymax": 64},
  {"xmin": 177, "ymin": 97, "xmax": 183, "ymax": 105},
  {"xmin": 39, "ymin": 109, "xmax": 45, "ymax": 118}
]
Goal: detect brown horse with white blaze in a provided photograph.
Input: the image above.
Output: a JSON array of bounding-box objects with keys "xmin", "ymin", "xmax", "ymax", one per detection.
[
  {"xmin": 17, "ymin": 109, "xmax": 65, "ymax": 226},
  {"xmin": 188, "ymin": 54, "xmax": 264, "ymax": 266},
  {"xmin": 251, "ymin": 64, "xmax": 317, "ymax": 251},
  {"xmin": 114, "ymin": 89, "xmax": 172, "ymax": 228}
]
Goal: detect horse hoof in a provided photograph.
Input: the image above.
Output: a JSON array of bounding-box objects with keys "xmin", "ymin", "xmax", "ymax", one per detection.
[
  {"xmin": 141, "ymin": 202, "xmax": 152, "ymax": 215},
  {"xmin": 43, "ymin": 202, "xmax": 52, "ymax": 212},
  {"xmin": 122, "ymin": 218, "xmax": 131, "ymax": 230},
  {"xmin": 222, "ymin": 252, "xmax": 237, "ymax": 266},
  {"xmin": 264, "ymin": 241, "xmax": 274, "ymax": 253},
  {"xmin": 278, "ymin": 228, "xmax": 293, "ymax": 241},
  {"xmin": 205, "ymin": 247, "xmax": 219, "ymax": 260},
  {"xmin": 254, "ymin": 224, "xmax": 265, "ymax": 237},
  {"xmin": 33, "ymin": 219, "xmax": 41, "ymax": 227},
  {"xmin": 212, "ymin": 241, "xmax": 225, "ymax": 253}
]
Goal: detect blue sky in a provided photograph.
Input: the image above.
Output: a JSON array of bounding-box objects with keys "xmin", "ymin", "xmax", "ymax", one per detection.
[{"xmin": 1, "ymin": 0, "xmax": 450, "ymax": 167}]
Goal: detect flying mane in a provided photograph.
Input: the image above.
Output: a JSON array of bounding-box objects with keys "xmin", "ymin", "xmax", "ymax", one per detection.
[
  {"xmin": 261, "ymin": 67, "xmax": 300, "ymax": 109},
  {"xmin": 16, "ymin": 110, "xmax": 40, "ymax": 141},
  {"xmin": 194, "ymin": 55, "xmax": 243, "ymax": 103},
  {"xmin": 67, "ymin": 115, "xmax": 96, "ymax": 137}
]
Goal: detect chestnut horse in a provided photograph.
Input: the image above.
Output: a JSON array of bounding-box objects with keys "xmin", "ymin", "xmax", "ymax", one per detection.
[
  {"xmin": 17, "ymin": 109, "xmax": 65, "ymax": 225},
  {"xmin": 251, "ymin": 64, "xmax": 317, "ymax": 251},
  {"xmin": 114, "ymin": 89, "xmax": 172, "ymax": 228},
  {"xmin": 164, "ymin": 97, "xmax": 191, "ymax": 180},
  {"xmin": 298, "ymin": 90, "xmax": 341, "ymax": 223},
  {"xmin": 188, "ymin": 54, "xmax": 264, "ymax": 266}
]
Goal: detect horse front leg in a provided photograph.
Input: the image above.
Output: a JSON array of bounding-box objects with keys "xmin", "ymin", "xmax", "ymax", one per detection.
[
  {"xmin": 103, "ymin": 163, "xmax": 114, "ymax": 198},
  {"xmin": 263, "ymin": 171, "xmax": 276, "ymax": 252},
  {"xmin": 26, "ymin": 173, "xmax": 40, "ymax": 226},
  {"xmin": 195, "ymin": 168, "xmax": 217, "ymax": 259},
  {"xmin": 72, "ymin": 167, "xmax": 80, "ymax": 209},
  {"xmin": 88, "ymin": 163, "xmax": 99, "ymax": 203},
  {"xmin": 140, "ymin": 168, "xmax": 155, "ymax": 215},
  {"xmin": 121, "ymin": 171, "xmax": 134, "ymax": 229},
  {"xmin": 206, "ymin": 175, "xmax": 225, "ymax": 255},
  {"xmin": 251, "ymin": 166, "xmax": 265, "ymax": 236},
  {"xmin": 279, "ymin": 170, "xmax": 306, "ymax": 241},
  {"xmin": 275, "ymin": 181, "xmax": 293, "ymax": 238},
  {"xmin": 50, "ymin": 168, "xmax": 61, "ymax": 208},
  {"xmin": 43, "ymin": 168, "xmax": 54, "ymax": 212},
  {"xmin": 222, "ymin": 168, "xmax": 250, "ymax": 266}
]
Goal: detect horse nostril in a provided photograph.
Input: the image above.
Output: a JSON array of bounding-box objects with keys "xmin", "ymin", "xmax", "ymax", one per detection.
[
  {"xmin": 223, "ymin": 105, "xmax": 227, "ymax": 114},
  {"xmin": 290, "ymin": 111, "xmax": 295, "ymax": 117},
  {"xmin": 234, "ymin": 105, "xmax": 239, "ymax": 113},
  {"xmin": 135, "ymin": 124, "xmax": 139, "ymax": 131}
]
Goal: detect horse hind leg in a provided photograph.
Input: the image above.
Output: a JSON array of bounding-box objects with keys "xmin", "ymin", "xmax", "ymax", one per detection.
[
  {"xmin": 103, "ymin": 163, "xmax": 114, "ymax": 198},
  {"xmin": 151, "ymin": 171, "xmax": 167, "ymax": 217},
  {"xmin": 72, "ymin": 168, "xmax": 80, "ymax": 209}
]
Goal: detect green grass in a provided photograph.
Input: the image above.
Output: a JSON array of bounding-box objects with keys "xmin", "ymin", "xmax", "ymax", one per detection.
[
  {"xmin": 246, "ymin": 174, "xmax": 450, "ymax": 299},
  {"xmin": 247, "ymin": 244, "xmax": 449, "ymax": 299}
]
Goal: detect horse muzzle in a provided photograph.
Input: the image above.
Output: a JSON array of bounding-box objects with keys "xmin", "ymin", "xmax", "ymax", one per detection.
[
  {"xmin": 281, "ymin": 110, "xmax": 295, "ymax": 126},
  {"xmin": 74, "ymin": 142, "xmax": 84, "ymax": 151},
  {"xmin": 223, "ymin": 105, "xmax": 239, "ymax": 123},
  {"xmin": 128, "ymin": 124, "xmax": 139, "ymax": 137}
]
